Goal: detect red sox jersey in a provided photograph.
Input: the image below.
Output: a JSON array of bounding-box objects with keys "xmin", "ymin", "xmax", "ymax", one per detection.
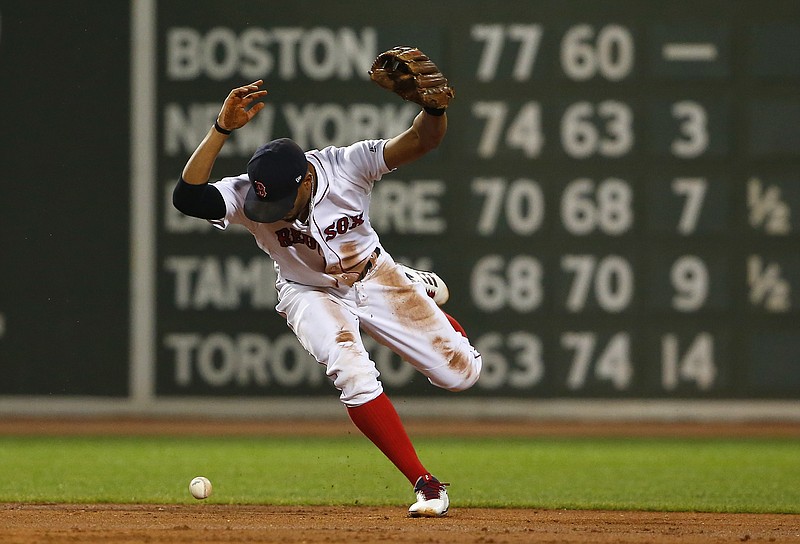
[{"xmin": 210, "ymin": 139, "xmax": 390, "ymax": 287}]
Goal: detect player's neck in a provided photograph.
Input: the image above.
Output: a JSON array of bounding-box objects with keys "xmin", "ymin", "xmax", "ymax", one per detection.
[
  {"xmin": 309, "ymin": 164, "xmax": 318, "ymax": 196},
  {"xmin": 297, "ymin": 166, "xmax": 317, "ymax": 223}
]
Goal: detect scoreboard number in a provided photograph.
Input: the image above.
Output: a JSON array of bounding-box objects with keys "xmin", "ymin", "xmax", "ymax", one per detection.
[
  {"xmin": 472, "ymin": 177, "xmax": 545, "ymax": 235},
  {"xmin": 671, "ymin": 178, "xmax": 708, "ymax": 235},
  {"xmin": 560, "ymin": 24, "xmax": 634, "ymax": 81},
  {"xmin": 562, "ymin": 332, "xmax": 633, "ymax": 391},
  {"xmin": 475, "ymin": 332, "xmax": 545, "ymax": 389},
  {"xmin": 560, "ymin": 178, "xmax": 634, "ymax": 235},
  {"xmin": 472, "ymin": 101, "xmax": 544, "ymax": 158},
  {"xmin": 561, "ymin": 255, "xmax": 634, "ymax": 313},
  {"xmin": 661, "ymin": 333, "xmax": 716, "ymax": 391},
  {"xmin": 670, "ymin": 101, "xmax": 709, "ymax": 158},
  {"xmin": 471, "ymin": 255, "xmax": 544, "ymax": 312},
  {"xmin": 560, "ymin": 100, "xmax": 634, "ymax": 158}
]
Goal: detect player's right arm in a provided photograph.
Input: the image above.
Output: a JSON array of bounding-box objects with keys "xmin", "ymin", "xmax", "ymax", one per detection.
[
  {"xmin": 382, "ymin": 109, "xmax": 447, "ymax": 171},
  {"xmin": 173, "ymin": 81, "xmax": 267, "ymax": 219}
]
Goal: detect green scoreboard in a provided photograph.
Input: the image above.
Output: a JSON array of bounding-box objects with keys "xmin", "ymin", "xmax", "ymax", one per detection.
[{"xmin": 154, "ymin": 0, "xmax": 800, "ymax": 399}]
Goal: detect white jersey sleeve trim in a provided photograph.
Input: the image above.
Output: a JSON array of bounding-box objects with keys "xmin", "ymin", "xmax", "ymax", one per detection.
[{"xmin": 206, "ymin": 174, "xmax": 250, "ymax": 229}]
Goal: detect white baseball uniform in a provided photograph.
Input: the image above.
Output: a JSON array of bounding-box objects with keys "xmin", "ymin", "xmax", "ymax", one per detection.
[{"xmin": 209, "ymin": 139, "xmax": 482, "ymax": 406}]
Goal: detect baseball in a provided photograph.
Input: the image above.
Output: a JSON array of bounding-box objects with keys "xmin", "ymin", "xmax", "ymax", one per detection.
[{"xmin": 189, "ymin": 476, "xmax": 212, "ymax": 500}]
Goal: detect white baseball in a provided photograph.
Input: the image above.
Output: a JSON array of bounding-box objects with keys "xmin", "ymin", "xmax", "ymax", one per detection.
[{"xmin": 189, "ymin": 476, "xmax": 212, "ymax": 499}]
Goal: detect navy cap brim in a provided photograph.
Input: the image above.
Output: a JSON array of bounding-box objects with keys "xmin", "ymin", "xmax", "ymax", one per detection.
[{"xmin": 243, "ymin": 185, "xmax": 298, "ymax": 223}]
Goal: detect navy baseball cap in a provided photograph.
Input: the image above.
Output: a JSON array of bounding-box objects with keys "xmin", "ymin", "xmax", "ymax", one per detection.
[{"xmin": 244, "ymin": 138, "xmax": 308, "ymax": 223}]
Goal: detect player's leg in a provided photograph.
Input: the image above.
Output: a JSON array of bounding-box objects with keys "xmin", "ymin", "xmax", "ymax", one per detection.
[
  {"xmin": 275, "ymin": 282, "xmax": 434, "ymax": 490},
  {"xmin": 359, "ymin": 258, "xmax": 482, "ymax": 392},
  {"xmin": 348, "ymin": 392, "xmax": 449, "ymax": 517},
  {"xmin": 400, "ymin": 264, "xmax": 469, "ymax": 337},
  {"xmin": 277, "ymin": 282, "xmax": 380, "ymax": 405},
  {"xmin": 346, "ymin": 391, "xmax": 429, "ymax": 484},
  {"xmin": 355, "ymin": 258, "xmax": 479, "ymax": 516}
]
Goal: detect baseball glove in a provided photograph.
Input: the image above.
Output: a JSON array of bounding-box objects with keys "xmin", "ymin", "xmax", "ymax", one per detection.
[{"xmin": 369, "ymin": 46, "xmax": 455, "ymax": 111}]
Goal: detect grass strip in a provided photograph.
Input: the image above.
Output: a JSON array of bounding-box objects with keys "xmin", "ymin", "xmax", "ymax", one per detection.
[{"xmin": 0, "ymin": 436, "xmax": 797, "ymax": 513}]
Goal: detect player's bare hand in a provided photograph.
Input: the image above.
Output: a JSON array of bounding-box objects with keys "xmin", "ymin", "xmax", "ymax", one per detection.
[{"xmin": 216, "ymin": 80, "xmax": 268, "ymax": 132}]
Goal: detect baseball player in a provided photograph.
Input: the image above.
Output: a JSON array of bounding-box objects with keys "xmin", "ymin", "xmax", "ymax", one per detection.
[{"xmin": 173, "ymin": 47, "xmax": 482, "ymax": 517}]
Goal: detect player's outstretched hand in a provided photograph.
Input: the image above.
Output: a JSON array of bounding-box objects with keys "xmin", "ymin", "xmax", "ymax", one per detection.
[{"xmin": 216, "ymin": 80, "xmax": 268, "ymax": 132}]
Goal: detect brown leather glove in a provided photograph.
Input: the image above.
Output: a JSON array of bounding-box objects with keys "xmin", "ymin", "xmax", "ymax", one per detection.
[{"xmin": 369, "ymin": 46, "xmax": 455, "ymax": 111}]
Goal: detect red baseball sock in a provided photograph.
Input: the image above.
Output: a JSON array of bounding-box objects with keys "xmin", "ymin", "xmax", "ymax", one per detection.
[
  {"xmin": 347, "ymin": 392, "xmax": 427, "ymax": 484},
  {"xmin": 443, "ymin": 311, "xmax": 468, "ymax": 337}
]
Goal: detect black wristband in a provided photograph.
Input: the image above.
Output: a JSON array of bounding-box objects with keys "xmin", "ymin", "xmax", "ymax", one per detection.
[
  {"xmin": 214, "ymin": 121, "xmax": 233, "ymax": 135},
  {"xmin": 423, "ymin": 106, "xmax": 446, "ymax": 116}
]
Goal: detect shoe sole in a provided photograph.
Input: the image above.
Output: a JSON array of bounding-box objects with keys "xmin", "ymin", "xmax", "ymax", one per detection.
[{"xmin": 408, "ymin": 508, "xmax": 449, "ymax": 518}]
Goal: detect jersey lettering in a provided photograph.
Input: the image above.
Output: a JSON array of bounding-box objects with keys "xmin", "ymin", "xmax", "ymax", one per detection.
[
  {"xmin": 323, "ymin": 213, "xmax": 365, "ymax": 241},
  {"xmin": 275, "ymin": 227, "xmax": 319, "ymax": 250}
]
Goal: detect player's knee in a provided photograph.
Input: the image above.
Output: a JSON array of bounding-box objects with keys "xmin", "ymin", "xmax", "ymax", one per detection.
[
  {"xmin": 429, "ymin": 351, "xmax": 482, "ymax": 392},
  {"xmin": 451, "ymin": 370, "xmax": 481, "ymax": 391},
  {"xmin": 325, "ymin": 346, "xmax": 382, "ymax": 406},
  {"xmin": 441, "ymin": 366, "xmax": 480, "ymax": 392},
  {"xmin": 334, "ymin": 370, "xmax": 382, "ymax": 406}
]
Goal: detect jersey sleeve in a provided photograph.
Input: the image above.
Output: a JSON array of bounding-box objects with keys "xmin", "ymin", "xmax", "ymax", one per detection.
[
  {"xmin": 206, "ymin": 174, "xmax": 250, "ymax": 230},
  {"xmin": 338, "ymin": 139, "xmax": 391, "ymax": 191}
]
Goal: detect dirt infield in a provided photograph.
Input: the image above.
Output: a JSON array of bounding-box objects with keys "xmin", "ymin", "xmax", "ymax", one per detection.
[
  {"xmin": 2, "ymin": 503, "xmax": 799, "ymax": 544},
  {"xmin": 1, "ymin": 417, "xmax": 799, "ymax": 543}
]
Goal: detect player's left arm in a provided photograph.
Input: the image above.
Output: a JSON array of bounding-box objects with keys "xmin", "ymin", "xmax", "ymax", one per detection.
[
  {"xmin": 181, "ymin": 80, "xmax": 267, "ymax": 186},
  {"xmin": 383, "ymin": 109, "xmax": 447, "ymax": 171},
  {"xmin": 174, "ymin": 81, "xmax": 267, "ymax": 220}
]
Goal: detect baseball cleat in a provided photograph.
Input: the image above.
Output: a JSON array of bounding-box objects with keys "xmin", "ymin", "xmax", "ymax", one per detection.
[
  {"xmin": 402, "ymin": 266, "xmax": 450, "ymax": 306},
  {"xmin": 408, "ymin": 474, "xmax": 449, "ymax": 517}
]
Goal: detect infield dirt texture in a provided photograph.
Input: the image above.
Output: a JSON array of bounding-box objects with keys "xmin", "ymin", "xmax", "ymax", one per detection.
[{"xmin": 1, "ymin": 418, "xmax": 799, "ymax": 544}]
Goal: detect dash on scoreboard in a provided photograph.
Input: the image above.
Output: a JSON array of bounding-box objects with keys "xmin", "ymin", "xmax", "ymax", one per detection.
[{"xmin": 662, "ymin": 42, "xmax": 719, "ymax": 62}]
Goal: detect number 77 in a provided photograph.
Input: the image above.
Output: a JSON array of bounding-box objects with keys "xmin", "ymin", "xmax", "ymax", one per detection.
[{"xmin": 472, "ymin": 23, "xmax": 543, "ymax": 81}]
